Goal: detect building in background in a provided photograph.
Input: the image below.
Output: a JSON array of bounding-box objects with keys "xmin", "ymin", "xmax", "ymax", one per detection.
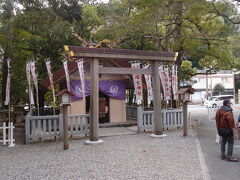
[{"xmin": 191, "ymin": 70, "xmax": 235, "ymax": 103}]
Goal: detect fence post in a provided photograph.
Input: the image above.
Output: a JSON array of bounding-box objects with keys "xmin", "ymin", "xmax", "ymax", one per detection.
[
  {"xmin": 8, "ymin": 122, "xmax": 15, "ymax": 147},
  {"xmin": 3, "ymin": 122, "xmax": 6, "ymax": 145},
  {"xmin": 25, "ymin": 116, "xmax": 30, "ymax": 144},
  {"xmin": 137, "ymin": 107, "xmax": 143, "ymax": 133},
  {"xmin": 162, "ymin": 109, "xmax": 166, "ymax": 130},
  {"xmin": 59, "ymin": 114, "xmax": 64, "ymax": 141}
]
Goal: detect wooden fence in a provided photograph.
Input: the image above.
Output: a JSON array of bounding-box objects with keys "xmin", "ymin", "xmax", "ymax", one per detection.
[
  {"xmin": 0, "ymin": 122, "xmax": 15, "ymax": 147},
  {"xmin": 25, "ymin": 114, "xmax": 90, "ymax": 144},
  {"xmin": 137, "ymin": 107, "xmax": 183, "ymax": 133}
]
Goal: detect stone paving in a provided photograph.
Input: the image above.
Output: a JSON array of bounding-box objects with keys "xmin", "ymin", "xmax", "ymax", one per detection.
[{"xmin": 0, "ymin": 128, "xmax": 203, "ymax": 180}]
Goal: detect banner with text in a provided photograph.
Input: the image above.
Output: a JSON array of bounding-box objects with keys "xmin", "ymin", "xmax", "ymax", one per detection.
[
  {"xmin": 63, "ymin": 60, "xmax": 70, "ymax": 91},
  {"xmin": 143, "ymin": 64, "xmax": 153, "ymax": 104},
  {"xmin": 131, "ymin": 61, "xmax": 143, "ymax": 104},
  {"xmin": 76, "ymin": 59, "xmax": 85, "ymax": 100}
]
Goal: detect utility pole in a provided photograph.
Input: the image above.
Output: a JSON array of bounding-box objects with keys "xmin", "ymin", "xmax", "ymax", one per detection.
[{"xmin": 206, "ymin": 70, "xmax": 209, "ymax": 100}]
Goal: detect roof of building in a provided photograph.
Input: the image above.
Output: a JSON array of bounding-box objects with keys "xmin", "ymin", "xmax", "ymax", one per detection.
[
  {"xmin": 42, "ymin": 58, "xmax": 135, "ymax": 89},
  {"xmin": 42, "ymin": 46, "xmax": 178, "ymax": 89}
]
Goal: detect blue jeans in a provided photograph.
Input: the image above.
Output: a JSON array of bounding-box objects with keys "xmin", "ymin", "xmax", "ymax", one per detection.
[{"xmin": 221, "ymin": 135, "xmax": 234, "ymax": 157}]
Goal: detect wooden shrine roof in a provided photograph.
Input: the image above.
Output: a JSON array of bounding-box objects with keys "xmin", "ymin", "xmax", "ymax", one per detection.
[
  {"xmin": 42, "ymin": 58, "xmax": 134, "ymax": 89},
  {"xmin": 42, "ymin": 46, "xmax": 178, "ymax": 89}
]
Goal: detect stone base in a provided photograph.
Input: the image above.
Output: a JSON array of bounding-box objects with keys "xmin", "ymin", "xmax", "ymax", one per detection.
[
  {"xmin": 8, "ymin": 144, "xmax": 15, "ymax": 148},
  {"xmin": 150, "ymin": 134, "xmax": 167, "ymax": 138},
  {"xmin": 85, "ymin": 139, "xmax": 104, "ymax": 145}
]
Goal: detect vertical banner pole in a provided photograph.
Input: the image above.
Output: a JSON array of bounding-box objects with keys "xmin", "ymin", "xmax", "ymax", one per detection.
[
  {"xmin": 183, "ymin": 101, "xmax": 188, "ymax": 136},
  {"xmin": 63, "ymin": 105, "xmax": 69, "ymax": 150}
]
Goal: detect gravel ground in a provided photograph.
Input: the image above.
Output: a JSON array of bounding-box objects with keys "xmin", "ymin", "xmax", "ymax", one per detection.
[{"xmin": 0, "ymin": 130, "xmax": 203, "ymax": 180}]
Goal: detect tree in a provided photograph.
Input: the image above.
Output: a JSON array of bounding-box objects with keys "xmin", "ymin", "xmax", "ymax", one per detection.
[
  {"xmin": 179, "ymin": 60, "xmax": 197, "ymax": 83},
  {"xmin": 214, "ymin": 83, "xmax": 225, "ymax": 95}
]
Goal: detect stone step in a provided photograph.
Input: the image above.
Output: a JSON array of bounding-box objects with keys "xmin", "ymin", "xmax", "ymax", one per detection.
[{"xmin": 99, "ymin": 121, "xmax": 137, "ymax": 128}]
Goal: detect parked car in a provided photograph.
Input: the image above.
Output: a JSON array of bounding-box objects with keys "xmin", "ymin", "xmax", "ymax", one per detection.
[{"xmin": 204, "ymin": 95, "xmax": 235, "ymax": 108}]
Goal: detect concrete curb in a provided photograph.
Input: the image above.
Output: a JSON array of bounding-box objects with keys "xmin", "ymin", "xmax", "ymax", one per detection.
[{"xmin": 195, "ymin": 136, "xmax": 212, "ymax": 180}]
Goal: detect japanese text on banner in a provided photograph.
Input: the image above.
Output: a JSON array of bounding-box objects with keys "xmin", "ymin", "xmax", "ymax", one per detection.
[
  {"xmin": 143, "ymin": 64, "xmax": 153, "ymax": 104},
  {"xmin": 172, "ymin": 65, "xmax": 178, "ymax": 100},
  {"xmin": 159, "ymin": 65, "xmax": 171, "ymax": 100},
  {"xmin": 131, "ymin": 61, "xmax": 143, "ymax": 104},
  {"xmin": 76, "ymin": 59, "xmax": 86, "ymax": 100},
  {"xmin": 63, "ymin": 60, "xmax": 70, "ymax": 91},
  {"xmin": 26, "ymin": 62, "xmax": 34, "ymax": 105}
]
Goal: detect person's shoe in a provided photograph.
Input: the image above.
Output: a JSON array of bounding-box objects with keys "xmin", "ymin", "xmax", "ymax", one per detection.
[
  {"xmin": 221, "ymin": 154, "xmax": 226, "ymax": 160},
  {"xmin": 226, "ymin": 157, "xmax": 238, "ymax": 162}
]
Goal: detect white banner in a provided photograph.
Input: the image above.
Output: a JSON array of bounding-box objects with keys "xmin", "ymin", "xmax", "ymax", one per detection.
[
  {"xmin": 159, "ymin": 65, "xmax": 171, "ymax": 100},
  {"xmin": 131, "ymin": 61, "xmax": 143, "ymax": 104},
  {"xmin": 30, "ymin": 61, "xmax": 38, "ymax": 91},
  {"xmin": 172, "ymin": 65, "xmax": 178, "ymax": 100},
  {"xmin": 164, "ymin": 66, "xmax": 171, "ymax": 100},
  {"xmin": 63, "ymin": 60, "xmax": 70, "ymax": 91},
  {"xmin": 143, "ymin": 64, "xmax": 153, "ymax": 105},
  {"xmin": 45, "ymin": 59, "xmax": 56, "ymax": 104},
  {"xmin": 76, "ymin": 59, "xmax": 85, "ymax": 100},
  {"xmin": 45, "ymin": 60, "xmax": 54, "ymax": 89},
  {"xmin": 26, "ymin": 62, "xmax": 34, "ymax": 105},
  {"xmin": 4, "ymin": 58, "xmax": 11, "ymax": 105}
]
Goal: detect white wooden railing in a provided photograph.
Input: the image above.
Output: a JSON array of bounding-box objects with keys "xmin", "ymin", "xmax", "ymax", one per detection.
[
  {"xmin": 137, "ymin": 107, "xmax": 183, "ymax": 133},
  {"xmin": 0, "ymin": 122, "xmax": 15, "ymax": 147},
  {"xmin": 25, "ymin": 114, "xmax": 90, "ymax": 144}
]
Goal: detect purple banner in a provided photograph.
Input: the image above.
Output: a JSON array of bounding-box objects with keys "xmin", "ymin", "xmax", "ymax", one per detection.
[{"xmin": 70, "ymin": 80, "xmax": 126, "ymax": 101}]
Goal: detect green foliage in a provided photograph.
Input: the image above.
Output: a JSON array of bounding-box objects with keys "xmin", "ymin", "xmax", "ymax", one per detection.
[
  {"xmin": 179, "ymin": 60, "xmax": 197, "ymax": 82},
  {"xmin": 214, "ymin": 83, "xmax": 225, "ymax": 95}
]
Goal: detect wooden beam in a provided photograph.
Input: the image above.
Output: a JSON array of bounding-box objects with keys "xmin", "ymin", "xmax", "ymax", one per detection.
[
  {"xmin": 72, "ymin": 52, "xmax": 174, "ymax": 61},
  {"xmin": 89, "ymin": 58, "xmax": 99, "ymax": 141},
  {"xmin": 99, "ymin": 67, "xmax": 152, "ymax": 75},
  {"xmin": 152, "ymin": 61, "xmax": 163, "ymax": 135},
  {"xmin": 64, "ymin": 46, "xmax": 178, "ymax": 62}
]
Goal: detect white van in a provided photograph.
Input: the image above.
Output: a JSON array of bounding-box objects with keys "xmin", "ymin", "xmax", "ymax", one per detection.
[{"xmin": 204, "ymin": 95, "xmax": 235, "ymax": 108}]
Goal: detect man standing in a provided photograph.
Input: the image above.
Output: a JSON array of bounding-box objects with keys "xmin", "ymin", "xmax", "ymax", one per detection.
[{"xmin": 216, "ymin": 99, "xmax": 238, "ymax": 162}]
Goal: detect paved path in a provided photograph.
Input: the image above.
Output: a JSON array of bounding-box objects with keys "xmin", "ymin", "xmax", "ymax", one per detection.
[{"xmin": 189, "ymin": 105, "xmax": 240, "ymax": 180}]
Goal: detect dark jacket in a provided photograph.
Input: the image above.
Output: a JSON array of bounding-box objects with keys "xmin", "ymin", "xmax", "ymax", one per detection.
[{"xmin": 216, "ymin": 106, "xmax": 236, "ymax": 130}]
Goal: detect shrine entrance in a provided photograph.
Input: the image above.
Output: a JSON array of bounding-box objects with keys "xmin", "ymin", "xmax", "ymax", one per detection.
[
  {"xmin": 64, "ymin": 46, "xmax": 178, "ymax": 143},
  {"xmin": 86, "ymin": 92, "xmax": 109, "ymax": 124}
]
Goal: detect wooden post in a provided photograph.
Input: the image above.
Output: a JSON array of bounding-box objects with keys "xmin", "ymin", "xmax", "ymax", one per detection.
[
  {"xmin": 206, "ymin": 71, "xmax": 208, "ymax": 100},
  {"xmin": 151, "ymin": 61, "xmax": 163, "ymax": 135},
  {"xmin": 63, "ymin": 105, "xmax": 69, "ymax": 150},
  {"xmin": 89, "ymin": 58, "xmax": 99, "ymax": 141},
  {"xmin": 183, "ymin": 101, "xmax": 188, "ymax": 136}
]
